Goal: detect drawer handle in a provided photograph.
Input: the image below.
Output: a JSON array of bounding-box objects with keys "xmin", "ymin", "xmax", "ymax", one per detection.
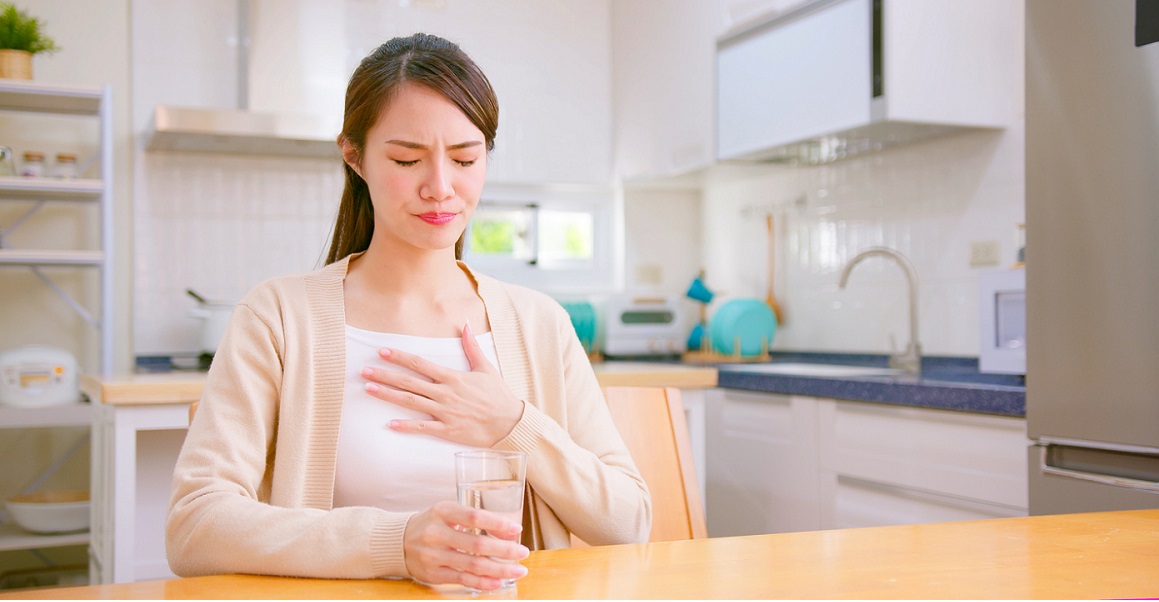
[{"xmin": 1039, "ymin": 444, "xmax": 1159, "ymax": 494}]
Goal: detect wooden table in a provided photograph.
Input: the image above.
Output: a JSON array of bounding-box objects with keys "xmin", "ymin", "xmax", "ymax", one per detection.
[{"xmin": 8, "ymin": 509, "xmax": 1158, "ymax": 599}]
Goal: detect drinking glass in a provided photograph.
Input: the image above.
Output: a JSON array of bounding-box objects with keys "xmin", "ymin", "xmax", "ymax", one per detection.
[{"xmin": 454, "ymin": 450, "xmax": 527, "ymax": 589}]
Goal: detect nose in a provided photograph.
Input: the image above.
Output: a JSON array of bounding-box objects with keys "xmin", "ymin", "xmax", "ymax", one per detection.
[{"xmin": 420, "ymin": 160, "xmax": 454, "ymax": 202}]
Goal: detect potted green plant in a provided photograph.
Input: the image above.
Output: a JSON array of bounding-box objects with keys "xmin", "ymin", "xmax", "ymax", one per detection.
[{"xmin": 0, "ymin": 2, "xmax": 60, "ymax": 80}]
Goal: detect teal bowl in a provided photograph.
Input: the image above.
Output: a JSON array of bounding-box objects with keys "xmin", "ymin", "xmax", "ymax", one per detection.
[{"xmin": 710, "ymin": 299, "xmax": 777, "ymax": 356}]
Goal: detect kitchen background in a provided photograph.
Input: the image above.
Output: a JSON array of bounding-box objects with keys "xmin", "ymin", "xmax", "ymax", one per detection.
[
  {"xmin": 2, "ymin": 0, "xmax": 1025, "ymax": 362},
  {"xmin": 0, "ymin": 0, "xmax": 1025, "ymax": 584}
]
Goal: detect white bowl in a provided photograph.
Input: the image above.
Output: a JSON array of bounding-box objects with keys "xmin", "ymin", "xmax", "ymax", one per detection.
[{"xmin": 5, "ymin": 490, "xmax": 90, "ymax": 534}]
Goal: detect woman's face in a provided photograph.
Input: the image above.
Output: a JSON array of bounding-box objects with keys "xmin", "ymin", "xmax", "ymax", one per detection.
[{"xmin": 346, "ymin": 83, "xmax": 488, "ymax": 255}]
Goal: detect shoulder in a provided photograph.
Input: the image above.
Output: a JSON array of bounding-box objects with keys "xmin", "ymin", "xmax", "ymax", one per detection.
[
  {"xmin": 471, "ymin": 269, "xmax": 568, "ymax": 320},
  {"xmin": 236, "ymin": 260, "xmax": 345, "ymax": 315}
]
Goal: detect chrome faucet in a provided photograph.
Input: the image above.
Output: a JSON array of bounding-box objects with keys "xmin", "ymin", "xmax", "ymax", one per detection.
[{"xmin": 838, "ymin": 247, "xmax": 922, "ymax": 374}]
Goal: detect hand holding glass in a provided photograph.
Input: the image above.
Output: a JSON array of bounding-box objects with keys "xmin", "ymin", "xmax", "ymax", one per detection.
[{"xmin": 455, "ymin": 450, "xmax": 527, "ymax": 588}]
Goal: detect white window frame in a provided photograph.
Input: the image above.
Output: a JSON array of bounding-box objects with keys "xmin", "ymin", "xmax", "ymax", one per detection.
[{"xmin": 464, "ymin": 183, "xmax": 622, "ymax": 295}]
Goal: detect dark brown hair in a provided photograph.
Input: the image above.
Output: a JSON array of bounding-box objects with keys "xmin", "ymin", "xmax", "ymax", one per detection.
[{"xmin": 325, "ymin": 33, "xmax": 499, "ymax": 265}]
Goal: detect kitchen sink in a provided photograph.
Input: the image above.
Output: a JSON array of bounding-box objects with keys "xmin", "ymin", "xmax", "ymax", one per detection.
[{"xmin": 721, "ymin": 362, "xmax": 904, "ymax": 378}]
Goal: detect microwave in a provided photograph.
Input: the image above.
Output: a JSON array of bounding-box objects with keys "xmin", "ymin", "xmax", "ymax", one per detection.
[
  {"xmin": 604, "ymin": 295, "xmax": 686, "ymax": 357},
  {"xmin": 978, "ymin": 268, "xmax": 1026, "ymax": 375}
]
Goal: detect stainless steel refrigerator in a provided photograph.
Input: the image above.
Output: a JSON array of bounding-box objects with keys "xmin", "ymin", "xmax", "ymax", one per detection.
[{"xmin": 1026, "ymin": 0, "xmax": 1159, "ymax": 514}]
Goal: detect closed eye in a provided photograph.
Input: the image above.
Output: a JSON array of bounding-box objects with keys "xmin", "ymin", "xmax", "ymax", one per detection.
[
  {"xmin": 455, "ymin": 159, "xmax": 476, "ymax": 167},
  {"xmin": 393, "ymin": 159, "xmax": 419, "ymax": 167}
]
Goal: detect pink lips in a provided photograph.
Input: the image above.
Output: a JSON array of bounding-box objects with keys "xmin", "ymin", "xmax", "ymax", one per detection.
[{"xmin": 418, "ymin": 212, "xmax": 457, "ymax": 225}]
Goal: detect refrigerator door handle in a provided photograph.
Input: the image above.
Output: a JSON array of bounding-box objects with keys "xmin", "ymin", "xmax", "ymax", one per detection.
[{"xmin": 1039, "ymin": 444, "xmax": 1159, "ymax": 494}]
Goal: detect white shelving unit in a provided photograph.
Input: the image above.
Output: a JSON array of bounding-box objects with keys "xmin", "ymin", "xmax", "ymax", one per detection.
[{"xmin": 0, "ymin": 79, "xmax": 114, "ymax": 571}]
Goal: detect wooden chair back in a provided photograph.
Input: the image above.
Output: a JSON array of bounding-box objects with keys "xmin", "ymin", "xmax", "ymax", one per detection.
[{"xmin": 575, "ymin": 386, "xmax": 707, "ymax": 545}]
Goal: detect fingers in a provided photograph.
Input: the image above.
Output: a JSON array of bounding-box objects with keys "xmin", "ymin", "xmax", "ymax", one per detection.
[
  {"xmin": 387, "ymin": 418, "xmax": 448, "ymax": 437},
  {"xmin": 439, "ymin": 501, "xmax": 525, "ymax": 545},
  {"xmin": 363, "ymin": 382, "xmax": 438, "ymax": 418},
  {"xmin": 459, "ymin": 321, "xmax": 496, "ymax": 373},
  {"xmin": 375, "ymin": 347, "xmax": 451, "ymax": 382},
  {"xmin": 405, "ymin": 503, "xmax": 530, "ymax": 590}
]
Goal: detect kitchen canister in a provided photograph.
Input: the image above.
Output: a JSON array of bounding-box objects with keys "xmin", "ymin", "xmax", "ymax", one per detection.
[
  {"xmin": 709, "ymin": 299, "xmax": 777, "ymax": 357},
  {"xmin": 560, "ymin": 300, "xmax": 598, "ymax": 354},
  {"xmin": 20, "ymin": 151, "xmax": 45, "ymax": 177},
  {"xmin": 0, "ymin": 146, "xmax": 13, "ymax": 176},
  {"xmin": 53, "ymin": 153, "xmax": 78, "ymax": 179}
]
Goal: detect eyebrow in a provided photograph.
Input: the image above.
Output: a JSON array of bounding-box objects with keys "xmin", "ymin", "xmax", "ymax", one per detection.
[{"xmin": 384, "ymin": 139, "xmax": 484, "ymax": 151}]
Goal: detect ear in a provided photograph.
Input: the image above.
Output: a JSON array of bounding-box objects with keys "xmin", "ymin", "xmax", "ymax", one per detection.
[{"xmin": 338, "ymin": 136, "xmax": 363, "ymax": 178}]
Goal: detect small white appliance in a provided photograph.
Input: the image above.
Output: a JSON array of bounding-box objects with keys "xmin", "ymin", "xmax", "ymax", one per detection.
[
  {"xmin": 0, "ymin": 345, "xmax": 80, "ymax": 407},
  {"xmin": 977, "ymin": 268, "xmax": 1026, "ymax": 375},
  {"xmin": 604, "ymin": 295, "xmax": 686, "ymax": 357}
]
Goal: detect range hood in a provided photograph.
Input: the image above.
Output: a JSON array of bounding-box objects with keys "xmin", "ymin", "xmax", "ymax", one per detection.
[
  {"xmin": 147, "ymin": 105, "xmax": 339, "ymax": 158},
  {"xmin": 145, "ymin": 0, "xmax": 341, "ymax": 159}
]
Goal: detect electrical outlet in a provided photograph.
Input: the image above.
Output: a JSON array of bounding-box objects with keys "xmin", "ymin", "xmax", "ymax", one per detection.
[
  {"xmin": 969, "ymin": 240, "xmax": 1001, "ymax": 267},
  {"xmin": 635, "ymin": 264, "xmax": 663, "ymax": 285}
]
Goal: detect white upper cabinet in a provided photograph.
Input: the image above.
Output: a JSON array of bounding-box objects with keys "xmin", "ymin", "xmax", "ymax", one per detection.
[
  {"xmin": 716, "ymin": 0, "xmax": 1023, "ymax": 163},
  {"xmin": 612, "ymin": 0, "xmax": 723, "ymax": 182}
]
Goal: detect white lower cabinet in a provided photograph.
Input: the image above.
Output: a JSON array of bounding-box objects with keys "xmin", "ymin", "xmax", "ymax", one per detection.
[
  {"xmin": 816, "ymin": 399, "xmax": 1028, "ymax": 530},
  {"xmin": 706, "ymin": 391, "xmax": 1027, "ymax": 537},
  {"xmin": 706, "ymin": 390, "xmax": 821, "ymax": 536}
]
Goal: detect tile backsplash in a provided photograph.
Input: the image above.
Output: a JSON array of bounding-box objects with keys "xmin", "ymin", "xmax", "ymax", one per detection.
[
  {"xmin": 133, "ymin": 153, "xmax": 342, "ymax": 355},
  {"xmin": 698, "ymin": 124, "xmax": 1025, "ymax": 357}
]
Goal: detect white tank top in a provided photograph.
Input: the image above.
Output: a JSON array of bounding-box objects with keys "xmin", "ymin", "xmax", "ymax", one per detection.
[{"xmin": 333, "ymin": 325, "xmax": 501, "ymax": 512}]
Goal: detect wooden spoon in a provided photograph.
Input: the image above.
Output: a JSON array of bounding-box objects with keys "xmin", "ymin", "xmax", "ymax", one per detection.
[{"xmin": 765, "ymin": 214, "xmax": 784, "ymax": 326}]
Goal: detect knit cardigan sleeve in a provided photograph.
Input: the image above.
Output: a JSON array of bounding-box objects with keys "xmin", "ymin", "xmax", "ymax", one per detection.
[
  {"xmin": 166, "ymin": 270, "xmax": 410, "ymax": 579},
  {"xmin": 480, "ymin": 276, "xmax": 653, "ymax": 546}
]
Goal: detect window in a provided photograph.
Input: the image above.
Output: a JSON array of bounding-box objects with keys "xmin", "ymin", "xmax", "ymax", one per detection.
[{"xmin": 463, "ymin": 186, "xmax": 617, "ymax": 293}]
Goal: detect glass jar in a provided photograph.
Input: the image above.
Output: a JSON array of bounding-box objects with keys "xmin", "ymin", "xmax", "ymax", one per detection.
[
  {"xmin": 20, "ymin": 151, "xmax": 45, "ymax": 177},
  {"xmin": 0, "ymin": 146, "xmax": 13, "ymax": 176},
  {"xmin": 53, "ymin": 153, "xmax": 78, "ymax": 179}
]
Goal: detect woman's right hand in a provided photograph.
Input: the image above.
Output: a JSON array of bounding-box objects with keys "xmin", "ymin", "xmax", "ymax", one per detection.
[{"xmin": 403, "ymin": 501, "xmax": 530, "ymax": 590}]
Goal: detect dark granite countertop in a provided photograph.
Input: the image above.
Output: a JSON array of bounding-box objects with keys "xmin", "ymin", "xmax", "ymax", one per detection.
[{"xmin": 711, "ymin": 352, "xmax": 1026, "ymax": 417}]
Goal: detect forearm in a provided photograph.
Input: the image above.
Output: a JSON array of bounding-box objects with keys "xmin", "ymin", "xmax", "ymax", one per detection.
[
  {"xmin": 167, "ymin": 487, "xmax": 411, "ymax": 579},
  {"xmin": 495, "ymin": 402, "xmax": 652, "ymax": 546}
]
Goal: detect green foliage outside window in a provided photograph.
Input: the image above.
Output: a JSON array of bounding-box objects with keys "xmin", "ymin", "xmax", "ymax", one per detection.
[{"xmin": 470, "ymin": 219, "xmax": 517, "ymax": 255}]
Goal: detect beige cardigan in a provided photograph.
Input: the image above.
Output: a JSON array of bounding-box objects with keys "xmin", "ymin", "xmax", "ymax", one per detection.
[{"xmin": 166, "ymin": 256, "xmax": 651, "ymax": 579}]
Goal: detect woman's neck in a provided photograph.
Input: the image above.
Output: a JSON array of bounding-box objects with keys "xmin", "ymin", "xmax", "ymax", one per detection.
[
  {"xmin": 352, "ymin": 239, "xmax": 467, "ymax": 300},
  {"xmin": 342, "ymin": 234, "xmax": 489, "ymax": 337}
]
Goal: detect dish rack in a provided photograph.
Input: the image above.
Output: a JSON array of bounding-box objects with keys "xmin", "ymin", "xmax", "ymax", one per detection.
[{"xmin": 682, "ymin": 334, "xmax": 771, "ymax": 364}]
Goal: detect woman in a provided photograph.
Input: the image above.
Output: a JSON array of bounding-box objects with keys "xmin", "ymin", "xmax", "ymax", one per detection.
[{"xmin": 166, "ymin": 33, "xmax": 651, "ymax": 591}]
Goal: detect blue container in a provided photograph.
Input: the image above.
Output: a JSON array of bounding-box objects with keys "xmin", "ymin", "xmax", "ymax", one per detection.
[
  {"xmin": 560, "ymin": 301, "xmax": 597, "ymax": 353},
  {"xmin": 710, "ymin": 299, "xmax": 777, "ymax": 356}
]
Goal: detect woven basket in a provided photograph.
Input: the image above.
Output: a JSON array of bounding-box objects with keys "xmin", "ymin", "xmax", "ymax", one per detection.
[{"xmin": 0, "ymin": 50, "xmax": 33, "ymax": 80}]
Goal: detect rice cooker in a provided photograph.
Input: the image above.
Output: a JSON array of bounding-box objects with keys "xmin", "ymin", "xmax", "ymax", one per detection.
[{"xmin": 0, "ymin": 345, "xmax": 80, "ymax": 407}]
